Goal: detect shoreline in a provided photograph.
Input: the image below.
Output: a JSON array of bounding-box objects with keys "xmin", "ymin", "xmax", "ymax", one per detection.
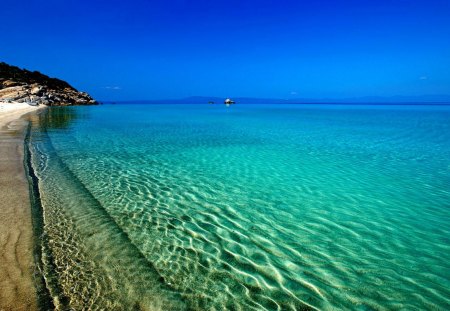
[{"xmin": 0, "ymin": 103, "xmax": 45, "ymax": 310}]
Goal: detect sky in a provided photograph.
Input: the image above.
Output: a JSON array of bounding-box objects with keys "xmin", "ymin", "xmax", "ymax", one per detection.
[{"xmin": 2, "ymin": 0, "xmax": 450, "ymax": 101}]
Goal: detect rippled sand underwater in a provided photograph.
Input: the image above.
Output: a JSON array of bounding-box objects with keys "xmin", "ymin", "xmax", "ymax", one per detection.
[{"xmin": 28, "ymin": 104, "xmax": 450, "ymax": 310}]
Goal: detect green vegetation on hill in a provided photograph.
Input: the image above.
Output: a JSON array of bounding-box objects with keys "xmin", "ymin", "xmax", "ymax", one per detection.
[{"xmin": 0, "ymin": 62, "xmax": 97, "ymax": 106}]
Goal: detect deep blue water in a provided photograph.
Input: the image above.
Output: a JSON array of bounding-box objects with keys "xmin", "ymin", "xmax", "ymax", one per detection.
[{"xmin": 29, "ymin": 104, "xmax": 450, "ymax": 310}]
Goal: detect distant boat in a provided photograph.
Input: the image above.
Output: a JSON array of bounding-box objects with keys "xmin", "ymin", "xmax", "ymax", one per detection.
[
  {"xmin": 208, "ymin": 101, "xmax": 215, "ymax": 104},
  {"xmin": 224, "ymin": 98, "xmax": 235, "ymax": 106}
]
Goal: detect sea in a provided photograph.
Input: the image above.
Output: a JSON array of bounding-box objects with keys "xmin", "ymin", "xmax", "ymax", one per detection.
[{"xmin": 26, "ymin": 103, "xmax": 450, "ymax": 310}]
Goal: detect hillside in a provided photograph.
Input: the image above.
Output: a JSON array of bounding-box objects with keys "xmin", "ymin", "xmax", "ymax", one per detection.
[{"xmin": 0, "ymin": 62, "xmax": 97, "ymax": 106}]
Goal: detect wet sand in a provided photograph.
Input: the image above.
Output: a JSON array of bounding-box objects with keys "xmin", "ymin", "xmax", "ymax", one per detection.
[{"xmin": 0, "ymin": 103, "xmax": 44, "ymax": 310}]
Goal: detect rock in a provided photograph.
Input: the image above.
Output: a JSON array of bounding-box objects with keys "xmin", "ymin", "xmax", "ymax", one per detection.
[
  {"xmin": 29, "ymin": 95, "xmax": 39, "ymax": 102},
  {"xmin": 2, "ymin": 80, "xmax": 22, "ymax": 87},
  {"xmin": 30, "ymin": 86, "xmax": 42, "ymax": 95},
  {"xmin": 0, "ymin": 62, "xmax": 97, "ymax": 106}
]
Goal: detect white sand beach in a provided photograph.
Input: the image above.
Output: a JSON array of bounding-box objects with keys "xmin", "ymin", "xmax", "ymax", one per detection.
[{"xmin": 0, "ymin": 102, "xmax": 41, "ymax": 126}]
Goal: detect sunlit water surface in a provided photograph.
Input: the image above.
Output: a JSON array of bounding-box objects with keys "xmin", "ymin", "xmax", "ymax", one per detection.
[{"xmin": 29, "ymin": 104, "xmax": 450, "ymax": 310}]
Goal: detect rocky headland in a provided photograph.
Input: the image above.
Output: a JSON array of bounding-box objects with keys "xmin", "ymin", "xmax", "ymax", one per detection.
[{"xmin": 0, "ymin": 62, "xmax": 97, "ymax": 106}]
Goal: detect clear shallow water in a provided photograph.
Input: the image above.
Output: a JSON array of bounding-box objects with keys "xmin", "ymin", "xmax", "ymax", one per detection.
[{"xmin": 28, "ymin": 104, "xmax": 450, "ymax": 310}]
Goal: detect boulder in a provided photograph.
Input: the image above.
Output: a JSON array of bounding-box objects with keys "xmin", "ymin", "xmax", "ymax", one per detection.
[{"xmin": 30, "ymin": 86, "xmax": 42, "ymax": 95}]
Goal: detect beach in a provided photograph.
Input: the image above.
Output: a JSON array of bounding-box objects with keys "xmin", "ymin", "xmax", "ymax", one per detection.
[{"xmin": 0, "ymin": 103, "xmax": 43, "ymax": 310}]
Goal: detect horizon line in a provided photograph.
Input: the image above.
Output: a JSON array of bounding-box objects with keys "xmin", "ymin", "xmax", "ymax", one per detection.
[{"xmin": 99, "ymin": 101, "xmax": 450, "ymax": 106}]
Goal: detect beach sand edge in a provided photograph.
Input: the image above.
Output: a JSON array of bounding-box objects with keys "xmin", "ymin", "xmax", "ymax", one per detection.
[{"xmin": 0, "ymin": 104, "xmax": 45, "ymax": 310}]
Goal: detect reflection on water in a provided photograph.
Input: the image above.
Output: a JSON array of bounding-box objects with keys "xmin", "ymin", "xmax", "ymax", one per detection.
[{"xmin": 33, "ymin": 106, "xmax": 82, "ymax": 131}]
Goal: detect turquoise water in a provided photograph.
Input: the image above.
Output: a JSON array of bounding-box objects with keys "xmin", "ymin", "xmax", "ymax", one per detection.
[{"xmin": 28, "ymin": 104, "xmax": 450, "ymax": 310}]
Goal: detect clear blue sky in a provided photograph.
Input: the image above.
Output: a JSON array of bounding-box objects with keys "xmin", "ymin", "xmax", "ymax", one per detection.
[{"xmin": 2, "ymin": 0, "xmax": 450, "ymax": 101}]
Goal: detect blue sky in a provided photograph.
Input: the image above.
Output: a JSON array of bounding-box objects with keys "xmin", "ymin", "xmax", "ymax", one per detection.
[{"xmin": 2, "ymin": 0, "xmax": 450, "ymax": 100}]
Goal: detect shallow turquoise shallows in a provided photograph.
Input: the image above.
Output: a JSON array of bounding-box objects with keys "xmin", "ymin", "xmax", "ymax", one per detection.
[{"xmin": 28, "ymin": 104, "xmax": 450, "ymax": 310}]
